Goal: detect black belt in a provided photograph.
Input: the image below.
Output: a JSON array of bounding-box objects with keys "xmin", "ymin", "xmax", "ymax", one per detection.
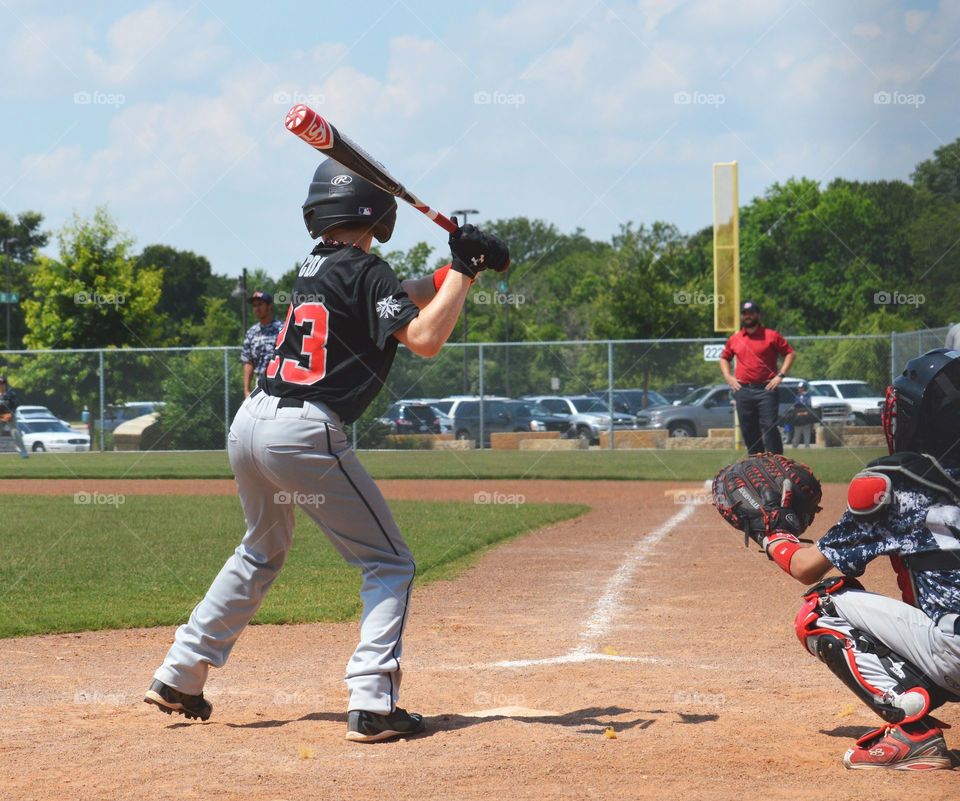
[
  {"xmin": 740, "ymin": 382, "xmax": 770, "ymax": 388},
  {"xmin": 250, "ymin": 387, "xmax": 304, "ymax": 408}
]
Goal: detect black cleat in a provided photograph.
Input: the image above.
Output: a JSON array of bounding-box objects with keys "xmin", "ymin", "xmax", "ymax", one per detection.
[
  {"xmin": 346, "ymin": 707, "xmax": 425, "ymax": 742},
  {"xmin": 144, "ymin": 679, "xmax": 212, "ymax": 721}
]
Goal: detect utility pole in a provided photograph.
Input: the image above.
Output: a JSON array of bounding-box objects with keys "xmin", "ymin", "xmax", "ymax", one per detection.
[
  {"xmin": 450, "ymin": 209, "xmax": 478, "ymax": 393},
  {"xmin": 1, "ymin": 239, "xmax": 11, "ymax": 350},
  {"xmin": 233, "ymin": 268, "xmax": 249, "ymax": 336},
  {"xmin": 502, "ymin": 272, "xmax": 511, "ymax": 396}
]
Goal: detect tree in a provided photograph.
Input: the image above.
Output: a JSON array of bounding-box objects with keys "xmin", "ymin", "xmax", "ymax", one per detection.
[
  {"xmin": 152, "ymin": 349, "xmax": 243, "ymax": 449},
  {"xmin": 15, "ymin": 209, "xmax": 167, "ymax": 415},
  {"xmin": 0, "ymin": 210, "xmax": 48, "ymax": 348},
  {"xmin": 23, "ymin": 208, "xmax": 165, "ymax": 349},
  {"xmin": 588, "ymin": 223, "xmax": 708, "ymax": 393},
  {"xmin": 912, "ymin": 136, "xmax": 960, "ymax": 203},
  {"xmin": 182, "ymin": 297, "xmax": 242, "ymax": 346},
  {"xmin": 136, "ymin": 244, "xmax": 214, "ymax": 341},
  {"xmin": 377, "ymin": 241, "xmax": 434, "ymax": 281},
  {"xmin": 906, "ymin": 195, "xmax": 960, "ymax": 327}
]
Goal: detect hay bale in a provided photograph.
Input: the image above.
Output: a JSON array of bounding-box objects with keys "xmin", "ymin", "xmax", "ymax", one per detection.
[
  {"xmin": 519, "ymin": 438, "xmax": 584, "ymax": 450},
  {"xmin": 597, "ymin": 430, "xmax": 668, "ymax": 449},
  {"xmin": 490, "ymin": 431, "xmax": 560, "ymax": 450},
  {"xmin": 432, "ymin": 439, "xmax": 473, "ymax": 450}
]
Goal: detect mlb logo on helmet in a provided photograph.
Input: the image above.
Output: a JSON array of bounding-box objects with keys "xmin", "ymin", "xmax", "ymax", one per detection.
[{"xmin": 358, "ymin": 207, "xmax": 373, "ymax": 216}]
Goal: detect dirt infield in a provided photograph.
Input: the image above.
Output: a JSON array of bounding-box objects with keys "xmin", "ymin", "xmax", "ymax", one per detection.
[{"xmin": 1, "ymin": 479, "xmax": 957, "ymax": 800}]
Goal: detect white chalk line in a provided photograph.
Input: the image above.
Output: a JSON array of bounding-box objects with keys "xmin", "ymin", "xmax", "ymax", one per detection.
[
  {"xmin": 570, "ymin": 504, "xmax": 695, "ymax": 654},
  {"xmin": 437, "ymin": 503, "xmax": 718, "ymax": 672}
]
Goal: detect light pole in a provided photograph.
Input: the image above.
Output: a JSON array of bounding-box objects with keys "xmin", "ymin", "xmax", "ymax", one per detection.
[
  {"xmin": 1, "ymin": 239, "xmax": 12, "ymax": 350},
  {"xmin": 450, "ymin": 208, "xmax": 478, "ymax": 393},
  {"xmin": 232, "ymin": 268, "xmax": 249, "ymax": 336}
]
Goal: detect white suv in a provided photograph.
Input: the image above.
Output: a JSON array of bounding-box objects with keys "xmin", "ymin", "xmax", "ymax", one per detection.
[
  {"xmin": 432, "ymin": 395, "xmax": 511, "ymax": 420},
  {"xmin": 809, "ymin": 380, "xmax": 884, "ymax": 426}
]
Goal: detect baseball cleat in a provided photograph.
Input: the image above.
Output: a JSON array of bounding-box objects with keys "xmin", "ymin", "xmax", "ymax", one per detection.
[
  {"xmin": 345, "ymin": 707, "xmax": 425, "ymax": 742},
  {"xmin": 843, "ymin": 721, "xmax": 952, "ymax": 771},
  {"xmin": 143, "ymin": 679, "xmax": 213, "ymax": 722}
]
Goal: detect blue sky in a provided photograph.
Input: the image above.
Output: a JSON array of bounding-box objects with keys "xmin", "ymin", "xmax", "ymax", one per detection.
[{"xmin": 0, "ymin": 0, "xmax": 955, "ymax": 279}]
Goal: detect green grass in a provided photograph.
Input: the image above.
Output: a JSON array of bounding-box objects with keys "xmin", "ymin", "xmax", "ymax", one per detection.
[
  {"xmin": 0, "ymin": 495, "xmax": 585, "ymax": 638},
  {"xmin": 0, "ymin": 447, "xmax": 887, "ymax": 483}
]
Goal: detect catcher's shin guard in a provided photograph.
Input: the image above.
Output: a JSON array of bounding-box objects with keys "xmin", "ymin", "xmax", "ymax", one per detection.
[{"xmin": 794, "ymin": 578, "xmax": 950, "ymax": 725}]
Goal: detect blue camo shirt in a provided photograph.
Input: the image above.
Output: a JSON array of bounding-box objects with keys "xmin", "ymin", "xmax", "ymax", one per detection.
[
  {"xmin": 240, "ymin": 320, "xmax": 283, "ymax": 376},
  {"xmin": 818, "ymin": 469, "xmax": 960, "ymax": 620}
]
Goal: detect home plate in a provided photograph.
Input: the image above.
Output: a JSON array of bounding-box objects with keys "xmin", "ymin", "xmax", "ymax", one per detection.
[{"xmin": 462, "ymin": 706, "xmax": 558, "ymax": 718}]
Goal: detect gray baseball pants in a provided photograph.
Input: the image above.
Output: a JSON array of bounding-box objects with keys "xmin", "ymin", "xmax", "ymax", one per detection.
[
  {"xmin": 154, "ymin": 390, "xmax": 415, "ymax": 714},
  {"xmin": 815, "ymin": 589, "xmax": 960, "ymax": 710}
]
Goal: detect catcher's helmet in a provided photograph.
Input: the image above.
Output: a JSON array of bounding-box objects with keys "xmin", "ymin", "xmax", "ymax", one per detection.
[
  {"xmin": 302, "ymin": 159, "xmax": 397, "ymax": 243},
  {"xmin": 883, "ymin": 348, "xmax": 960, "ymax": 463}
]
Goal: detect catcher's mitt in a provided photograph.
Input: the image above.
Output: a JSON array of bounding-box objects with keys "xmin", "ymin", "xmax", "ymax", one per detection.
[{"xmin": 712, "ymin": 453, "xmax": 822, "ymax": 547}]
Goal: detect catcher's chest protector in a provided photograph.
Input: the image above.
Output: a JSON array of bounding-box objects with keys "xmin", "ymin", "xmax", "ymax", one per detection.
[{"xmin": 847, "ymin": 453, "xmax": 960, "ymax": 607}]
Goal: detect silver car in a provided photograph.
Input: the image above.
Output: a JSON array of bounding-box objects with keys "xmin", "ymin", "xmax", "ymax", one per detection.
[{"xmin": 522, "ymin": 395, "xmax": 637, "ymax": 445}]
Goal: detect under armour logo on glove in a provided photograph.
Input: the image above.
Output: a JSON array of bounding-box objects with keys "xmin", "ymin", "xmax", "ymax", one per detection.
[{"xmin": 449, "ymin": 224, "xmax": 510, "ymax": 279}]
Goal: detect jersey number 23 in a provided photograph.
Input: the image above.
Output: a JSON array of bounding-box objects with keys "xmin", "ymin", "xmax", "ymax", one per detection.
[{"xmin": 265, "ymin": 302, "xmax": 329, "ymax": 385}]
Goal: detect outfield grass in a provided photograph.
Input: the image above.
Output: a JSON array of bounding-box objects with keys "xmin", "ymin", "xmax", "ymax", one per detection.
[
  {"xmin": 0, "ymin": 447, "xmax": 886, "ymax": 483},
  {"xmin": 0, "ymin": 496, "xmax": 585, "ymax": 638}
]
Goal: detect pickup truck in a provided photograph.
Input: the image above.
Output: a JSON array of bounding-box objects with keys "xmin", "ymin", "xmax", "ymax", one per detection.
[
  {"xmin": 633, "ymin": 380, "xmax": 850, "ymax": 438},
  {"xmin": 809, "ymin": 380, "xmax": 884, "ymax": 426}
]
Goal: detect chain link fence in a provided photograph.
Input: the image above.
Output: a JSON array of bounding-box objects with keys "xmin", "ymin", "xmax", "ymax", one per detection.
[
  {"xmin": 890, "ymin": 325, "xmax": 954, "ymax": 377},
  {"xmin": 0, "ymin": 328, "xmax": 953, "ymax": 451}
]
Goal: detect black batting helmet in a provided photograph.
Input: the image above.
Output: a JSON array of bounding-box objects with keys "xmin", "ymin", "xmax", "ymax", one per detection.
[
  {"xmin": 302, "ymin": 159, "xmax": 397, "ymax": 243},
  {"xmin": 883, "ymin": 348, "xmax": 960, "ymax": 463}
]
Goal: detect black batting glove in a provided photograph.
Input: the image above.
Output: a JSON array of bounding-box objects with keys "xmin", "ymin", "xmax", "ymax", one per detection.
[{"xmin": 449, "ymin": 223, "xmax": 510, "ymax": 279}]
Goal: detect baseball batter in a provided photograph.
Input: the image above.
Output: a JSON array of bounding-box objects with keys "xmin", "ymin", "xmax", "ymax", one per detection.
[
  {"xmin": 715, "ymin": 349, "xmax": 960, "ymax": 769},
  {"xmin": 145, "ymin": 159, "xmax": 509, "ymax": 741}
]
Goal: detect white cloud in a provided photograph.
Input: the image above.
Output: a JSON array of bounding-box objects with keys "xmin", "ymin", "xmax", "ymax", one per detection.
[
  {"xmin": 1, "ymin": 14, "xmax": 93, "ymax": 91},
  {"xmin": 3, "ymin": 0, "xmax": 960, "ymax": 276},
  {"xmin": 852, "ymin": 22, "xmax": 883, "ymax": 39},
  {"xmin": 83, "ymin": 2, "xmax": 230, "ymax": 85},
  {"xmin": 904, "ymin": 10, "xmax": 928, "ymax": 34}
]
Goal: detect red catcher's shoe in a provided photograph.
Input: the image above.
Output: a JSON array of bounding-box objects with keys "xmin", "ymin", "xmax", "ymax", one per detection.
[{"xmin": 843, "ymin": 720, "xmax": 953, "ymax": 771}]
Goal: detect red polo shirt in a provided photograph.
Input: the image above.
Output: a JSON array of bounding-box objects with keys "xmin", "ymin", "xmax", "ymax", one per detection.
[{"xmin": 721, "ymin": 325, "xmax": 793, "ymax": 383}]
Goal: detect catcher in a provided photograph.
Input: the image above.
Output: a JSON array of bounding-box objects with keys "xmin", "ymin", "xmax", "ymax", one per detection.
[{"xmin": 713, "ymin": 348, "xmax": 960, "ymax": 770}]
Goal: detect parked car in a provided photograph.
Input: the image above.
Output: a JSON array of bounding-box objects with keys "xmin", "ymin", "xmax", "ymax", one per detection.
[
  {"xmin": 809, "ymin": 380, "xmax": 884, "ymax": 426},
  {"xmin": 522, "ymin": 395, "xmax": 637, "ymax": 444},
  {"xmin": 452, "ymin": 399, "xmax": 513, "ymax": 445},
  {"xmin": 450, "ymin": 399, "xmax": 570, "ymax": 446},
  {"xmin": 634, "ymin": 385, "xmax": 736, "ymax": 437},
  {"xmin": 588, "ymin": 389, "xmax": 669, "ymax": 415},
  {"xmin": 19, "ymin": 418, "xmax": 90, "ymax": 452},
  {"xmin": 98, "ymin": 401, "xmax": 165, "ymax": 432},
  {"xmin": 659, "ymin": 383, "xmax": 700, "ymax": 404},
  {"xmin": 506, "ymin": 400, "xmax": 572, "ymax": 436},
  {"xmin": 433, "ymin": 395, "xmax": 512, "ymax": 421},
  {"xmin": 634, "ymin": 381, "xmax": 851, "ymax": 438},
  {"xmin": 432, "ymin": 407, "xmax": 454, "ymax": 435},
  {"xmin": 15, "ymin": 405, "xmax": 62, "ymax": 422},
  {"xmin": 376, "ymin": 401, "xmax": 442, "ymax": 434}
]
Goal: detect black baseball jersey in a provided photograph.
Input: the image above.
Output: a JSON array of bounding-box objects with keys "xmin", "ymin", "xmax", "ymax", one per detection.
[
  {"xmin": 263, "ymin": 243, "xmax": 419, "ymax": 423},
  {"xmin": 0, "ymin": 387, "xmax": 19, "ymax": 414}
]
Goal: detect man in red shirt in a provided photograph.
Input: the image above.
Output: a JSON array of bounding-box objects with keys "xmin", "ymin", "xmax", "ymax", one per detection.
[{"xmin": 719, "ymin": 301, "xmax": 795, "ymax": 454}]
